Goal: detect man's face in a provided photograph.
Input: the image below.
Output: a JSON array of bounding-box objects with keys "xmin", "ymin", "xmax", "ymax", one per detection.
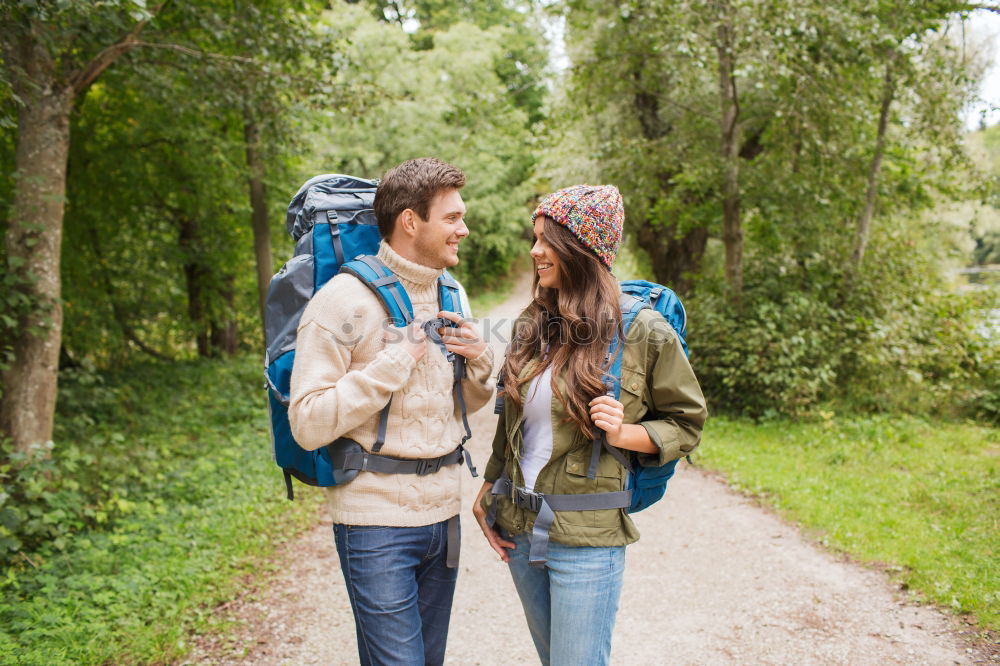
[{"xmin": 413, "ymin": 188, "xmax": 469, "ymax": 269}]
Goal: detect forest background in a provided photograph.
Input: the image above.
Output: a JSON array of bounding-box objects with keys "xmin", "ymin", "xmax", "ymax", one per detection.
[{"xmin": 0, "ymin": 0, "xmax": 997, "ymax": 663}]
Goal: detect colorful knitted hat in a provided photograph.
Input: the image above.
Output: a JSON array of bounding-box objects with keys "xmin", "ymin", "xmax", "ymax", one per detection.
[{"xmin": 532, "ymin": 184, "xmax": 624, "ymax": 269}]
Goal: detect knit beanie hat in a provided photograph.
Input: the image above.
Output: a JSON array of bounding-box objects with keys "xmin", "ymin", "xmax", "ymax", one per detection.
[{"xmin": 532, "ymin": 184, "xmax": 624, "ymax": 269}]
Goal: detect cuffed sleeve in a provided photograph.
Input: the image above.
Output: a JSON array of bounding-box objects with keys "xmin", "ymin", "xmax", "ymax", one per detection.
[
  {"xmin": 460, "ymin": 343, "xmax": 495, "ymax": 412},
  {"xmin": 633, "ymin": 311, "xmax": 707, "ymax": 467},
  {"xmin": 452, "ymin": 296, "xmax": 495, "ymax": 413}
]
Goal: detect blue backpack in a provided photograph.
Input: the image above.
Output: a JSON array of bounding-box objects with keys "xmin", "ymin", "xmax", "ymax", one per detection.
[
  {"xmin": 264, "ymin": 174, "xmax": 475, "ymax": 500},
  {"xmin": 489, "ymin": 279, "xmax": 688, "ymax": 565},
  {"xmin": 611, "ymin": 280, "xmax": 688, "ymax": 512}
]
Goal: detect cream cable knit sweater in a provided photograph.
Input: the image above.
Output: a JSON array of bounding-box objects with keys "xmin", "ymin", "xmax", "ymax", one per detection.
[{"xmin": 288, "ymin": 241, "xmax": 495, "ymax": 526}]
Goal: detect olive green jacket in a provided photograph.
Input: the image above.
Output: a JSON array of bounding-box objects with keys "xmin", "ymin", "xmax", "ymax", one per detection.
[{"xmin": 482, "ymin": 308, "xmax": 708, "ymax": 547}]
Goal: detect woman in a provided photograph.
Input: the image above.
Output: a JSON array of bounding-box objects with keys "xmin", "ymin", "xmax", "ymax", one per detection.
[{"xmin": 472, "ymin": 184, "xmax": 707, "ymax": 666}]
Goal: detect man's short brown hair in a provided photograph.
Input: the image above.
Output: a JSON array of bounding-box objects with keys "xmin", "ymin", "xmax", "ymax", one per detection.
[{"xmin": 373, "ymin": 157, "xmax": 467, "ymax": 239}]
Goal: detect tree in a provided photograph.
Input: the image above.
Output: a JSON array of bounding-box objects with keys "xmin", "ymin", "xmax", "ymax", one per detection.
[
  {"xmin": 312, "ymin": 4, "xmax": 543, "ymax": 289},
  {"xmin": 549, "ymin": 0, "xmax": 986, "ymax": 414},
  {"xmin": 1, "ymin": 0, "xmax": 344, "ymax": 449},
  {"xmin": 0, "ymin": 1, "xmax": 165, "ymax": 452}
]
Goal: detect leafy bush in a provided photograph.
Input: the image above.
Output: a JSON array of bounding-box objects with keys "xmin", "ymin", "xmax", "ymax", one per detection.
[
  {"xmin": 690, "ymin": 289, "xmax": 845, "ymax": 417},
  {"xmin": 0, "ymin": 356, "xmax": 319, "ymax": 664},
  {"xmin": 689, "ymin": 266, "xmax": 998, "ymax": 421},
  {"xmin": 839, "ymin": 287, "xmax": 999, "ymax": 421}
]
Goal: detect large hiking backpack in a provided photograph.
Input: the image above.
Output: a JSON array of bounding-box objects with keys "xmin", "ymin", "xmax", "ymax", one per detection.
[
  {"xmin": 611, "ymin": 280, "xmax": 688, "ymax": 512},
  {"xmin": 489, "ymin": 279, "xmax": 688, "ymax": 565},
  {"xmin": 264, "ymin": 174, "xmax": 475, "ymax": 500}
]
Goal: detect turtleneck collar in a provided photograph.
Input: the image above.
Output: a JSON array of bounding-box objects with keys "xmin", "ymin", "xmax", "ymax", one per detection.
[{"xmin": 376, "ymin": 240, "xmax": 444, "ymax": 291}]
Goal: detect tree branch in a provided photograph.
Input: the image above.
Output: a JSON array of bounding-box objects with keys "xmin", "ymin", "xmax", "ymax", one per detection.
[
  {"xmin": 130, "ymin": 41, "xmax": 256, "ymax": 64},
  {"xmin": 69, "ymin": 2, "xmax": 167, "ymax": 96}
]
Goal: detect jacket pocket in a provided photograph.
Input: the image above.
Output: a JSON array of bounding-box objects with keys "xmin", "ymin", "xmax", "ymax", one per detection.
[
  {"xmin": 557, "ymin": 445, "xmax": 625, "ymax": 527},
  {"xmin": 619, "ymin": 366, "xmax": 649, "ymax": 423}
]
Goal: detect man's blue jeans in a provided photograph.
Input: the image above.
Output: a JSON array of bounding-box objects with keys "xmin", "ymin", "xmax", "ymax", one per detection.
[
  {"xmin": 506, "ymin": 532, "xmax": 625, "ymax": 666},
  {"xmin": 333, "ymin": 520, "xmax": 458, "ymax": 666}
]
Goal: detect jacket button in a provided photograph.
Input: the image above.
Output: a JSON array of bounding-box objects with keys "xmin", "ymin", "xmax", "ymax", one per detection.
[{"xmin": 630, "ymin": 382, "xmax": 639, "ymax": 391}]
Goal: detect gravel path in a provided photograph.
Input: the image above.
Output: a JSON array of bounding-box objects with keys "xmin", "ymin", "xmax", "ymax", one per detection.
[{"xmin": 188, "ymin": 274, "xmax": 993, "ymax": 665}]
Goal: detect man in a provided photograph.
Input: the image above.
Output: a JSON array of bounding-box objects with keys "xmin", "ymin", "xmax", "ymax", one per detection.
[{"xmin": 288, "ymin": 157, "xmax": 494, "ymax": 666}]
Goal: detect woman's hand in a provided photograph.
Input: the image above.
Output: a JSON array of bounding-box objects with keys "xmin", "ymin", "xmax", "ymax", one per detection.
[
  {"xmin": 436, "ymin": 310, "xmax": 487, "ymax": 360},
  {"xmin": 589, "ymin": 395, "xmax": 625, "ymax": 445},
  {"xmin": 472, "ymin": 481, "xmax": 515, "ymax": 562},
  {"xmin": 591, "ymin": 395, "xmax": 658, "ymax": 453}
]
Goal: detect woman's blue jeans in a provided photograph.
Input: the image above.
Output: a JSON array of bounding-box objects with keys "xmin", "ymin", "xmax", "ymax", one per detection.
[
  {"xmin": 506, "ymin": 532, "xmax": 626, "ymax": 666},
  {"xmin": 333, "ymin": 520, "xmax": 458, "ymax": 666}
]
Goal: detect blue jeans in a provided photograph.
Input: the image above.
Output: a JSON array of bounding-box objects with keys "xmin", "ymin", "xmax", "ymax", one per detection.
[
  {"xmin": 506, "ymin": 533, "xmax": 626, "ymax": 666},
  {"xmin": 333, "ymin": 520, "xmax": 458, "ymax": 666}
]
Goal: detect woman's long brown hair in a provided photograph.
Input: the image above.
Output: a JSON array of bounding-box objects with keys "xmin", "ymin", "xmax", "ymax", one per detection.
[{"xmin": 503, "ymin": 216, "xmax": 622, "ymax": 439}]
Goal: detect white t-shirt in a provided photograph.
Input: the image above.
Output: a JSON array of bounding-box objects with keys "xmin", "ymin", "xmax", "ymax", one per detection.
[{"xmin": 520, "ymin": 366, "xmax": 554, "ymax": 492}]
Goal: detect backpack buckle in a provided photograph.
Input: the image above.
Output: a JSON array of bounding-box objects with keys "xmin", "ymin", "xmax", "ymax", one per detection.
[
  {"xmin": 416, "ymin": 457, "xmax": 443, "ymax": 476},
  {"xmin": 514, "ymin": 487, "xmax": 544, "ymax": 513}
]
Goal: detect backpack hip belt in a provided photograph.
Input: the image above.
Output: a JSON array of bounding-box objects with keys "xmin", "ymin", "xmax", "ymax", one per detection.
[
  {"xmin": 487, "ymin": 471, "xmax": 632, "ymax": 567},
  {"xmin": 329, "ymin": 438, "xmax": 471, "ymax": 477}
]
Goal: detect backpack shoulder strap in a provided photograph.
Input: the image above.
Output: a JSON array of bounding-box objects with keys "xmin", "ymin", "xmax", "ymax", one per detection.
[
  {"xmin": 606, "ymin": 293, "xmax": 651, "ymax": 400},
  {"xmin": 620, "ymin": 293, "xmax": 649, "ymax": 333},
  {"xmin": 437, "ymin": 270, "xmax": 464, "ymax": 317},
  {"xmin": 338, "ymin": 255, "xmax": 414, "ymax": 454},
  {"xmin": 339, "ymin": 255, "xmax": 415, "ymax": 326},
  {"xmin": 434, "ymin": 270, "xmax": 477, "ymax": 477},
  {"xmin": 586, "ymin": 293, "xmax": 651, "ymax": 479}
]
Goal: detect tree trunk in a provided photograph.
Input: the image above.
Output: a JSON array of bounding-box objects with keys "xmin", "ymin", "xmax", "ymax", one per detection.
[
  {"xmin": 243, "ymin": 114, "xmax": 272, "ymax": 337},
  {"xmin": 177, "ymin": 215, "xmax": 212, "ymax": 357},
  {"xmin": 850, "ymin": 61, "xmax": 896, "ymax": 270},
  {"xmin": 0, "ymin": 39, "xmax": 73, "ymax": 453},
  {"xmin": 628, "ymin": 67, "xmax": 709, "ymax": 295},
  {"xmin": 716, "ymin": 4, "xmax": 743, "ymax": 303},
  {"xmin": 0, "ymin": 11, "xmax": 157, "ymax": 453},
  {"xmin": 638, "ymin": 223, "xmax": 709, "ymax": 297},
  {"xmin": 210, "ymin": 278, "xmax": 239, "ymax": 356}
]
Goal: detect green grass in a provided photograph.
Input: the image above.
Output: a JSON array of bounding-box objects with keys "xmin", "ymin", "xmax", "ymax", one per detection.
[
  {"xmin": 0, "ymin": 356, "xmax": 323, "ymax": 665},
  {"xmin": 701, "ymin": 414, "xmax": 999, "ymax": 631}
]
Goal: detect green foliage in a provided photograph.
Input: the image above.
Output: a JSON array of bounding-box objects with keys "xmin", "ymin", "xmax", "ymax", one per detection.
[
  {"xmin": 548, "ymin": 0, "xmax": 994, "ymax": 421},
  {"xmin": 690, "ymin": 289, "xmax": 844, "ymax": 417},
  {"xmin": 690, "ymin": 239, "xmax": 999, "ymax": 420},
  {"xmin": 702, "ymin": 415, "xmax": 1000, "ymax": 631},
  {"xmin": 308, "ymin": 4, "xmax": 540, "ymax": 291},
  {"xmin": 364, "ymin": 0, "xmax": 547, "ymax": 124},
  {"xmin": 64, "ymin": 74, "xmax": 256, "ymax": 363},
  {"xmin": 0, "ymin": 356, "xmax": 320, "ymax": 664}
]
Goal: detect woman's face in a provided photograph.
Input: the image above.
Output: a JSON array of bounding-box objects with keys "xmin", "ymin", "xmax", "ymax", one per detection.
[{"xmin": 530, "ymin": 216, "xmax": 561, "ymax": 289}]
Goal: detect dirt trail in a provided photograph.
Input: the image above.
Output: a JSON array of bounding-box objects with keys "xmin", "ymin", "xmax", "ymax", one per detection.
[{"xmin": 189, "ymin": 274, "xmax": 991, "ymax": 665}]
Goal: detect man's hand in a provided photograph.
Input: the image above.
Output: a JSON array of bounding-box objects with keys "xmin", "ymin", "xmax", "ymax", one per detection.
[
  {"xmin": 384, "ymin": 322, "xmax": 428, "ymax": 363},
  {"xmin": 436, "ymin": 310, "xmax": 487, "ymax": 360},
  {"xmin": 472, "ymin": 481, "xmax": 515, "ymax": 562}
]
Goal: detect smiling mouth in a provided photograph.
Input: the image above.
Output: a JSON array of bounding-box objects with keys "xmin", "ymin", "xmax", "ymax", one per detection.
[{"xmin": 537, "ymin": 263, "xmax": 552, "ymax": 271}]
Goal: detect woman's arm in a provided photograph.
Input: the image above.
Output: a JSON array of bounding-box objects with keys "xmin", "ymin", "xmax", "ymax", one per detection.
[
  {"xmin": 589, "ymin": 310, "xmax": 707, "ymax": 462},
  {"xmin": 635, "ymin": 313, "xmax": 707, "ymax": 465},
  {"xmin": 589, "ymin": 397, "xmax": 657, "ymax": 453},
  {"xmin": 471, "ymin": 480, "xmax": 516, "ymax": 562}
]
